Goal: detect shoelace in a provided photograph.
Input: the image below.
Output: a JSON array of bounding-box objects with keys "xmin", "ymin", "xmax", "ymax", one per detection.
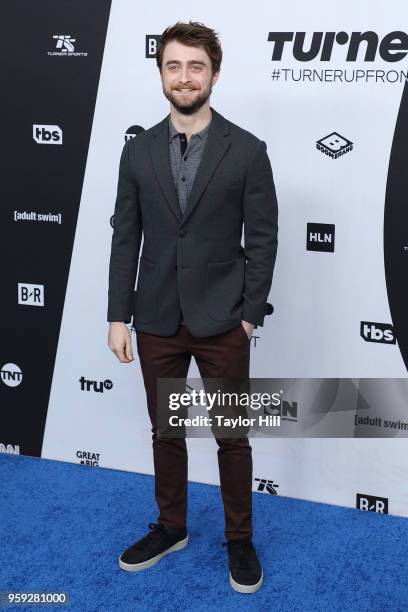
[
  {"xmin": 131, "ymin": 522, "xmax": 168, "ymax": 551},
  {"xmin": 222, "ymin": 539, "xmax": 255, "ymax": 570}
]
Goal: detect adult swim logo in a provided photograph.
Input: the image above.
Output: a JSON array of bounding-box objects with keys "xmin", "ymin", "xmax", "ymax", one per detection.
[
  {"xmin": 307, "ymin": 223, "xmax": 335, "ymax": 252},
  {"xmin": 316, "ymin": 133, "xmax": 353, "ymax": 159},
  {"xmin": 356, "ymin": 493, "xmax": 388, "ymax": 513},
  {"xmin": 254, "ymin": 478, "xmax": 279, "ymax": 495},
  {"xmin": 360, "ymin": 322, "xmax": 396, "ymax": 344},
  {"xmin": 268, "ymin": 31, "xmax": 408, "ymax": 84},
  {"xmin": 47, "ymin": 35, "xmax": 88, "ymax": 57},
  {"xmin": 1, "ymin": 364, "xmax": 23, "ymax": 387}
]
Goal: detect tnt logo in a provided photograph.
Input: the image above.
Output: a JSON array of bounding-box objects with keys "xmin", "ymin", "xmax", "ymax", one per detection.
[
  {"xmin": 1, "ymin": 363, "xmax": 23, "ymax": 388},
  {"xmin": 125, "ymin": 125, "xmax": 145, "ymax": 142},
  {"xmin": 360, "ymin": 321, "xmax": 396, "ymax": 344},
  {"xmin": 307, "ymin": 223, "xmax": 335, "ymax": 252},
  {"xmin": 146, "ymin": 35, "xmax": 161, "ymax": 58},
  {"xmin": 254, "ymin": 478, "xmax": 279, "ymax": 495},
  {"xmin": 356, "ymin": 493, "xmax": 388, "ymax": 514},
  {"xmin": 33, "ymin": 125, "xmax": 62, "ymax": 144},
  {"xmin": 316, "ymin": 132, "xmax": 353, "ymax": 159},
  {"xmin": 53, "ymin": 35, "xmax": 76, "ymax": 53},
  {"xmin": 18, "ymin": 283, "xmax": 44, "ymax": 306}
]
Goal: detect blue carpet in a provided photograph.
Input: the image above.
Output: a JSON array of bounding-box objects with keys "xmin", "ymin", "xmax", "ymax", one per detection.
[{"xmin": 1, "ymin": 454, "xmax": 408, "ymax": 612}]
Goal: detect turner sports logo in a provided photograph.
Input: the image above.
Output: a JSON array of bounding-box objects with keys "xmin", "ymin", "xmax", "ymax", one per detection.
[
  {"xmin": 254, "ymin": 478, "xmax": 279, "ymax": 495},
  {"xmin": 307, "ymin": 223, "xmax": 335, "ymax": 252},
  {"xmin": 47, "ymin": 35, "xmax": 88, "ymax": 57},
  {"xmin": 316, "ymin": 133, "xmax": 353, "ymax": 159},
  {"xmin": 267, "ymin": 31, "xmax": 408, "ymax": 62},
  {"xmin": 356, "ymin": 493, "xmax": 388, "ymax": 513},
  {"xmin": 360, "ymin": 322, "xmax": 396, "ymax": 344}
]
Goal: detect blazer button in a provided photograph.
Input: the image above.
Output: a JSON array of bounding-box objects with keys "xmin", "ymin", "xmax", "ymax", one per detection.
[{"xmin": 179, "ymin": 229, "xmax": 187, "ymax": 237}]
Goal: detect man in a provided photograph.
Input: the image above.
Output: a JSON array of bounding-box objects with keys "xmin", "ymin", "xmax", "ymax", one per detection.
[{"xmin": 107, "ymin": 21, "xmax": 278, "ymax": 594}]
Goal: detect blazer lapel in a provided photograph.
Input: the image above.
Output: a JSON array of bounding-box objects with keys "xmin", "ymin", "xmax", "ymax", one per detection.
[{"xmin": 149, "ymin": 106, "xmax": 231, "ymax": 225}]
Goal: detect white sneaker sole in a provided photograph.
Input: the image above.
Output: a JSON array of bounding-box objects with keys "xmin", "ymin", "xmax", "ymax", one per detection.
[
  {"xmin": 229, "ymin": 570, "xmax": 263, "ymax": 593},
  {"xmin": 118, "ymin": 535, "xmax": 189, "ymax": 572}
]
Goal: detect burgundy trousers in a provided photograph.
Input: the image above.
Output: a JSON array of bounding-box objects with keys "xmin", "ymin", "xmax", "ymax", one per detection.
[{"xmin": 135, "ymin": 321, "xmax": 253, "ymax": 541}]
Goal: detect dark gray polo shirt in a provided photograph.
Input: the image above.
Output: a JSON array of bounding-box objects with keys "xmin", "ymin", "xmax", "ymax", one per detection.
[{"xmin": 168, "ymin": 112, "xmax": 212, "ymax": 325}]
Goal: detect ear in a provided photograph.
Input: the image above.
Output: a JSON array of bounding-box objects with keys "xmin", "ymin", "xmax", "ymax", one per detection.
[{"xmin": 212, "ymin": 70, "xmax": 220, "ymax": 85}]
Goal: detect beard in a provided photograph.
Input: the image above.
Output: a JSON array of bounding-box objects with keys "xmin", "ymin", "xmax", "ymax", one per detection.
[{"xmin": 162, "ymin": 82, "xmax": 213, "ymax": 115}]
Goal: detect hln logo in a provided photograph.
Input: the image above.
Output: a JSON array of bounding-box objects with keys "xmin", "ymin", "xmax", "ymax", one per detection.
[
  {"xmin": 316, "ymin": 132, "xmax": 353, "ymax": 159},
  {"xmin": 360, "ymin": 321, "xmax": 396, "ymax": 344},
  {"xmin": 307, "ymin": 223, "xmax": 335, "ymax": 252},
  {"xmin": 145, "ymin": 35, "xmax": 161, "ymax": 58},
  {"xmin": 18, "ymin": 283, "xmax": 44, "ymax": 306},
  {"xmin": 356, "ymin": 493, "xmax": 388, "ymax": 514},
  {"xmin": 255, "ymin": 478, "xmax": 279, "ymax": 495},
  {"xmin": 33, "ymin": 125, "xmax": 62, "ymax": 144}
]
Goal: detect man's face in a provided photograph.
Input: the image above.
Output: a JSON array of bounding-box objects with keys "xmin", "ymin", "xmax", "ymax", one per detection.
[{"xmin": 160, "ymin": 40, "xmax": 219, "ymax": 115}]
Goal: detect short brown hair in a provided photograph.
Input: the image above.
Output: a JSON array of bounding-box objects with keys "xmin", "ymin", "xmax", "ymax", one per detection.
[{"xmin": 156, "ymin": 21, "xmax": 222, "ymax": 75}]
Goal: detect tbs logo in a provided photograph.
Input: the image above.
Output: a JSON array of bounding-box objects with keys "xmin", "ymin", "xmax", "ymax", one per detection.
[
  {"xmin": 316, "ymin": 132, "xmax": 353, "ymax": 159},
  {"xmin": 145, "ymin": 35, "xmax": 161, "ymax": 58},
  {"xmin": 360, "ymin": 322, "xmax": 396, "ymax": 344},
  {"xmin": 33, "ymin": 125, "xmax": 62, "ymax": 144},
  {"xmin": 307, "ymin": 223, "xmax": 335, "ymax": 252},
  {"xmin": 356, "ymin": 493, "xmax": 388, "ymax": 514}
]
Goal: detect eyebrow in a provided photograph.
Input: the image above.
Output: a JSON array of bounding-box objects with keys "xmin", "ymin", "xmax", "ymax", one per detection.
[{"xmin": 165, "ymin": 60, "xmax": 207, "ymax": 66}]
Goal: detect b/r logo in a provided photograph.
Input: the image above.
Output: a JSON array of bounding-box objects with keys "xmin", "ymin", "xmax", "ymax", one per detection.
[
  {"xmin": 360, "ymin": 321, "xmax": 396, "ymax": 344},
  {"xmin": 356, "ymin": 493, "xmax": 388, "ymax": 514}
]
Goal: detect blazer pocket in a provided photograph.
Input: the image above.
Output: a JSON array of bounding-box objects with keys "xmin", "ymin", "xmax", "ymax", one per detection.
[
  {"xmin": 133, "ymin": 257, "xmax": 159, "ymax": 323},
  {"xmin": 205, "ymin": 255, "xmax": 245, "ymax": 321}
]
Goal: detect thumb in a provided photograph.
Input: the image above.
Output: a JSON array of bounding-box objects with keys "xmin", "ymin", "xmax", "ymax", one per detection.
[{"xmin": 125, "ymin": 336, "xmax": 134, "ymax": 361}]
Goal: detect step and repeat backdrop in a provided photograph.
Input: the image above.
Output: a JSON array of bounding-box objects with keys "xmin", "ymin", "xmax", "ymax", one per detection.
[{"xmin": 2, "ymin": 0, "xmax": 408, "ymax": 518}]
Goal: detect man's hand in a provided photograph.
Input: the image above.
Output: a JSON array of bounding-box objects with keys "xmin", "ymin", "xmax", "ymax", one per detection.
[
  {"xmin": 241, "ymin": 320, "xmax": 255, "ymax": 340},
  {"xmin": 108, "ymin": 322, "xmax": 134, "ymax": 363}
]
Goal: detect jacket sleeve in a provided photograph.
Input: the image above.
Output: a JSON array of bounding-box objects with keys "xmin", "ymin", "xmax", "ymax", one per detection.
[
  {"xmin": 242, "ymin": 139, "xmax": 278, "ymax": 327},
  {"xmin": 107, "ymin": 139, "xmax": 142, "ymax": 323}
]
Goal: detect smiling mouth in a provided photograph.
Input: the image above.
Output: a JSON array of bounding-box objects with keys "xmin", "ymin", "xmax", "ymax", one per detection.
[{"xmin": 175, "ymin": 88, "xmax": 196, "ymax": 93}]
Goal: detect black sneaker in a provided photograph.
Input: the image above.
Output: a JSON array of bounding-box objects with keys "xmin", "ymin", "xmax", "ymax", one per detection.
[
  {"xmin": 223, "ymin": 538, "xmax": 263, "ymax": 593},
  {"xmin": 119, "ymin": 522, "xmax": 188, "ymax": 571}
]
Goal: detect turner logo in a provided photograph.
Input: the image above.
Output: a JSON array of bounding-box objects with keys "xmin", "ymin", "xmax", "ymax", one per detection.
[
  {"xmin": 33, "ymin": 125, "xmax": 62, "ymax": 144},
  {"xmin": 316, "ymin": 133, "xmax": 353, "ymax": 159},
  {"xmin": 1, "ymin": 363, "xmax": 23, "ymax": 387},
  {"xmin": 356, "ymin": 493, "xmax": 388, "ymax": 513},
  {"xmin": 255, "ymin": 478, "xmax": 279, "ymax": 495},
  {"xmin": 267, "ymin": 31, "xmax": 408, "ymax": 62},
  {"xmin": 18, "ymin": 283, "xmax": 44, "ymax": 306},
  {"xmin": 79, "ymin": 376, "xmax": 113, "ymax": 393},
  {"xmin": 145, "ymin": 35, "xmax": 161, "ymax": 58},
  {"xmin": 360, "ymin": 322, "xmax": 396, "ymax": 344},
  {"xmin": 307, "ymin": 223, "xmax": 335, "ymax": 252}
]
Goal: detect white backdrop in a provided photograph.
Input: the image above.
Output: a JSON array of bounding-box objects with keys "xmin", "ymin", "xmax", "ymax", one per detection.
[{"xmin": 42, "ymin": 0, "xmax": 408, "ymax": 517}]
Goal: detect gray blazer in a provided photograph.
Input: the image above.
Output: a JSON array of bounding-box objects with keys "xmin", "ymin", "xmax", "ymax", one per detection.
[{"xmin": 107, "ymin": 106, "xmax": 278, "ymax": 337}]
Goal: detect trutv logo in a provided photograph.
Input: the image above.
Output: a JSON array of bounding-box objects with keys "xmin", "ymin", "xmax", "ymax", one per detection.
[
  {"xmin": 267, "ymin": 31, "xmax": 408, "ymax": 62},
  {"xmin": 356, "ymin": 493, "xmax": 388, "ymax": 514},
  {"xmin": 360, "ymin": 322, "xmax": 396, "ymax": 344}
]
